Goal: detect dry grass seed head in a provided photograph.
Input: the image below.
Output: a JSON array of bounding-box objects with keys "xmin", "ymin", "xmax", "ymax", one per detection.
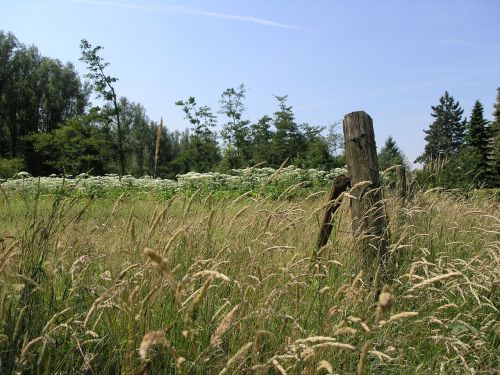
[
  {"xmin": 317, "ymin": 359, "xmax": 334, "ymax": 374},
  {"xmin": 183, "ymin": 277, "xmax": 212, "ymax": 337},
  {"xmin": 375, "ymin": 285, "xmax": 393, "ymax": 326},
  {"xmin": 407, "ymin": 271, "xmax": 462, "ymax": 292},
  {"xmin": 218, "ymin": 342, "xmax": 253, "ymax": 375},
  {"xmin": 210, "ymin": 304, "xmax": 239, "ymax": 349},
  {"xmin": 143, "ymin": 247, "xmax": 177, "ymax": 291},
  {"xmin": 271, "ymin": 359, "xmax": 287, "ymax": 375},
  {"xmin": 139, "ymin": 330, "xmax": 167, "ymax": 360}
]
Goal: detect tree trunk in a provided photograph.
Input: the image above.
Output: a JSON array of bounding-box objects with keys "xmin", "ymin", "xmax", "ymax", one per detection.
[{"xmin": 113, "ymin": 96, "xmax": 126, "ymax": 176}]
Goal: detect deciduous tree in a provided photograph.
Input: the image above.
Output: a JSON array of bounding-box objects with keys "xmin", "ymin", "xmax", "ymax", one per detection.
[
  {"xmin": 175, "ymin": 97, "xmax": 220, "ymax": 172},
  {"xmin": 80, "ymin": 39, "xmax": 125, "ymax": 175},
  {"xmin": 219, "ymin": 83, "xmax": 251, "ymax": 166}
]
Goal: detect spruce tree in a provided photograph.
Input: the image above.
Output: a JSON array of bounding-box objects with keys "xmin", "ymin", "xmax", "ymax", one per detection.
[
  {"xmin": 416, "ymin": 91, "xmax": 465, "ymax": 164},
  {"xmin": 489, "ymin": 88, "xmax": 500, "ymax": 186},
  {"xmin": 378, "ymin": 136, "xmax": 406, "ymax": 171},
  {"xmin": 465, "ymin": 100, "xmax": 490, "ymax": 185}
]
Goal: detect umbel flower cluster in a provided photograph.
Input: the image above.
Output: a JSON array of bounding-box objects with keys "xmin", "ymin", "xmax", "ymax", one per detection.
[{"xmin": 0, "ymin": 166, "xmax": 348, "ymax": 197}]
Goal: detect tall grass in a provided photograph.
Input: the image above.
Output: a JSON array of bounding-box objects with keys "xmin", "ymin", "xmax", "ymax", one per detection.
[{"xmin": 0, "ymin": 186, "xmax": 498, "ymax": 373}]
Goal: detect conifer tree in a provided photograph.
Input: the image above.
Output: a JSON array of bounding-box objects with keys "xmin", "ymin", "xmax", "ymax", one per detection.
[
  {"xmin": 465, "ymin": 100, "xmax": 490, "ymax": 185},
  {"xmin": 489, "ymin": 88, "xmax": 500, "ymax": 185},
  {"xmin": 378, "ymin": 136, "xmax": 406, "ymax": 171},
  {"xmin": 416, "ymin": 91, "xmax": 465, "ymax": 164}
]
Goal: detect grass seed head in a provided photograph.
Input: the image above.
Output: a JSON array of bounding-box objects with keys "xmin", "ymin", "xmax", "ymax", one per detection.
[
  {"xmin": 376, "ymin": 285, "xmax": 393, "ymax": 326},
  {"xmin": 317, "ymin": 359, "xmax": 334, "ymax": 374},
  {"xmin": 210, "ymin": 304, "xmax": 239, "ymax": 349},
  {"xmin": 139, "ymin": 331, "xmax": 167, "ymax": 360}
]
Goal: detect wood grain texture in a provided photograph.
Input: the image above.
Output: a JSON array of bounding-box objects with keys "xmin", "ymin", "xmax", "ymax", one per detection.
[
  {"xmin": 316, "ymin": 174, "xmax": 350, "ymax": 250},
  {"xmin": 343, "ymin": 111, "xmax": 388, "ymax": 269}
]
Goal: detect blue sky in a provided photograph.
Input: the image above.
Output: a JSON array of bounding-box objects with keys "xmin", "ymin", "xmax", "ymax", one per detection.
[{"xmin": 1, "ymin": 0, "xmax": 499, "ymax": 163}]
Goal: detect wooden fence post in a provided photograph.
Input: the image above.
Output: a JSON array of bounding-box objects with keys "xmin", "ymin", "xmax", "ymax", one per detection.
[
  {"xmin": 395, "ymin": 165, "xmax": 407, "ymax": 201},
  {"xmin": 343, "ymin": 111, "xmax": 388, "ymax": 270},
  {"xmin": 316, "ymin": 174, "xmax": 350, "ymax": 250}
]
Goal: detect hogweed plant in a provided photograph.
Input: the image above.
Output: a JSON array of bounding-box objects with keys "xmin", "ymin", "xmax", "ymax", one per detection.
[{"xmin": 0, "ymin": 166, "xmax": 348, "ymax": 199}]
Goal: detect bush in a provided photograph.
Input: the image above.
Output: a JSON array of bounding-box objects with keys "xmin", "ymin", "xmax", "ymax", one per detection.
[{"xmin": 0, "ymin": 158, "xmax": 24, "ymax": 179}]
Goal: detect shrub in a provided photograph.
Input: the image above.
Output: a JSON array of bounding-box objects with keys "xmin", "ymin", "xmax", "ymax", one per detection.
[{"xmin": 0, "ymin": 158, "xmax": 24, "ymax": 179}]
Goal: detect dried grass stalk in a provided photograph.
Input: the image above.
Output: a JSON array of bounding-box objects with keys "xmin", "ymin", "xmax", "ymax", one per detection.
[
  {"xmin": 210, "ymin": 304, "xmax": 239, "ymax": 348},
  {"xmin": 153, "ymin": 117, "xmax": 163, "ymax": 178},
  {"xmin": 357, "ymin": 341, "xmax": 371, "ymax": 375},
  {"xmin": 407, "ymin": 272, "xmax": 462, "ymax": 292},
  {"xmin": 218, "ymin": 342, "xmax": 253, "ymax": 375}
]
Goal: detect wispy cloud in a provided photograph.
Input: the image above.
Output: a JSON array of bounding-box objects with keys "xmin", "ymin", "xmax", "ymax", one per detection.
[
  {"xmin": 70, "ymin": 0, "xmax": 307, "ymax": 31},
  {"xmin": 434, "ymin": 38, "xmax": 500, "ymax": 48}
]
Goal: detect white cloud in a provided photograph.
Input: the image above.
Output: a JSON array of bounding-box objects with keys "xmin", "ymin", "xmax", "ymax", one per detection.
[
  {"xmin": 434, "ymin": 38, "xmax": 500, "ymax": 48},
  {"xmin": 69, "ymin": 0, "xmax": 307, "ymax": 31}
]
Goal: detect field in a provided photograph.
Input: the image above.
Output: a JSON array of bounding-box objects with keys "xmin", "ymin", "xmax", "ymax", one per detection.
[{"xmin": 0, "ymin": 172, "xmax": 499, "ymax": 374}]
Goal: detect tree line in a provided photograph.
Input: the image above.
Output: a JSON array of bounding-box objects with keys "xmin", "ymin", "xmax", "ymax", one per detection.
[
  {"xmin": 0, "ymin": 31, "xmax": 499, "ymax": 189},
  {"xmin": 415, "ymin": 90, "xmax": 500, "ymax": 188},
  {"xmin": 0, "ymin": 32, "xmax": 344, "ymax": 179}
]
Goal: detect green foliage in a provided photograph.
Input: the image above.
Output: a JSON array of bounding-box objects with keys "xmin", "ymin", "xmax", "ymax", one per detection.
[
  {"xmin": 270, "ymin": 95, "xmax": 306, "ymax": 165},
  {"xmin": 413, "ymin": 149, "xmax": 479, "ymax": 190},
  {"xmin": 0, "ymin": 31, "xmax": 88, "ymax": 175},
  {"xmin": 465, "ymin": 101, "xmax": 492, "ymax": 186},
  {"xmin": 249, "ymin": 115, "xmax": 274, "ymax": 165},
  {"xmin": 175, "ymin": 96, "xmax": 221, "ymax": 172},
  {"xmin": 416, "ymin": 91, "xmax": 465, "ymax": 164},
  {"xmin": 216, "ymin": 145, "xmax": 242, "ymax": 173},
  {"xmin": 79, "ymin": 39, "xmax": 118, "ymax": 102},
  {"xmin": 378, "ymin": 136, "xmax": 407, "ymax": 171},
  {"xmin": 378, "ymin": 136, "xmax": 408, "ymax": 190},
  {"xmin": 489, "ymin": 88, "xmax": 500, "ymax": 186},
  {"xmin": 414, "ymin": 91, "xmax": 500, "ymax": 190},
  {"xmin": 80, "ymin": 39, "xmax": 125, "ymax": 175},
  {"xmin": 175, "ymin": 96, "xmax": 217, "ymax": 137},
  {"xmin": 294, "ymin": 123, "xmax": 332, "ymax": 169},
  {"xmin": 29, "ymin": 110, "xmax": 111, "ymax": 176},
  {"xmin": 118, "ymin": 97, "xmax": 156, "ymax": 176},
  {"xmin": 219, "ymin": 84, "xmax": 251, "ymax": 167},
  {"xmin": 0, "ymin": 158, "xmax": 24, "ymax": 179},
  {"xmin": 1, "ymin": 32, "xmax": 346, "ymax": 179},
  {"xmin": 3, "ymin": 30, "xmax": 498, "ymax": 197}
]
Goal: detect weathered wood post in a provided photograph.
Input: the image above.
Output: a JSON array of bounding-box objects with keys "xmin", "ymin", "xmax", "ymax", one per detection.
[
  {"xmin": 343, "ymin": 111, "xmax": 388, "ymax": 270},
  {"xmin": 395, "ymin": 164, "xmax": 407, "ymax": 202},
  {"xmin": 316, "ymin": 174, "xmax": 350, "ymax": 250}
]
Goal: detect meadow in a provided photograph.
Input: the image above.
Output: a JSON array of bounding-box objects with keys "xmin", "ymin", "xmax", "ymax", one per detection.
[{"xmin": 0, "ymin": 169, "xmax": 498, "ymax": 374}]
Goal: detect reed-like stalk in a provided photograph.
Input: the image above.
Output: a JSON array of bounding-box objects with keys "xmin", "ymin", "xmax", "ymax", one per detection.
[{"xmin": 153, "ymin": 116, "xmax": 163, "ymax": 178}]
